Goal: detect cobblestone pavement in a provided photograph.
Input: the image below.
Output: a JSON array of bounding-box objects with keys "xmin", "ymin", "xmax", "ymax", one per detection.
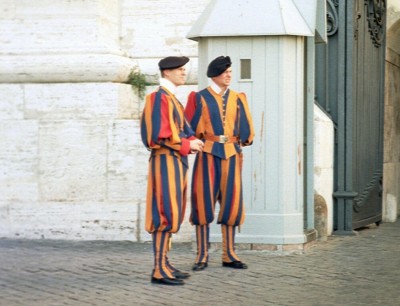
[{"xmin": 0, "ymin": 220, "xmax": 399, "ymax": 306}]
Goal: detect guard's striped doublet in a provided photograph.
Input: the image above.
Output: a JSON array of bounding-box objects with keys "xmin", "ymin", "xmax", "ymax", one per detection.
[
  {"xmin": 141, "ymin": 87, "xmax": 195, "ymax": 233},
  {"xmin": 185, "ymin": 88, "xmax": 254, "ymax": 159},
  {"xmin": 141, "ymin": 88, "xmax": 195, "ymax": 154},
  {"xmin": 185, "ymin": 87, "xmax": 255, "ymax": 227}
]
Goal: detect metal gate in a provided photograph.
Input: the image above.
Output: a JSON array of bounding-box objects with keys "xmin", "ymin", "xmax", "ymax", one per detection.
[{"xmin": 315, "ymin": 0, "xmax": 386, "ymax": 233}]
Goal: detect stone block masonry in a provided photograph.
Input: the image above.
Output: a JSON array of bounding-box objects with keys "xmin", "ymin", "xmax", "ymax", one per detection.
[
  {"xmin": 0, "ymin": 82, "xmax": 151, "ymax": 241},
  {"xmin": 0, "ymin": 0, "xmax": 154, "ymax": 241}
]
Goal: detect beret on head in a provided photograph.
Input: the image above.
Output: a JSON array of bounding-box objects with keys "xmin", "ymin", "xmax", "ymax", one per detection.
[
  {"xmin": 158, "ymin": 56, "xmax": 189, "ymax": 70},
  {"xmin": 207, "ymin": 56, "xmax": 232, "ymax": 77}
]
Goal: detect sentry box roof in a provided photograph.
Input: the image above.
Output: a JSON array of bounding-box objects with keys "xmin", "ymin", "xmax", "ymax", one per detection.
[{"xmin": 187, "ymin": 0, "xmax": 326, "ymax": 42}]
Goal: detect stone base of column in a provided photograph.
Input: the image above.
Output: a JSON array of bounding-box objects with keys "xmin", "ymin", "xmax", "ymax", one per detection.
[{"xmin": 194, "ymin": 236, "xmax": 318, "ymax": 255}]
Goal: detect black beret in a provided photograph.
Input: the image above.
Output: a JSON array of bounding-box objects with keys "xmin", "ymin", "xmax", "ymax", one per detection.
[
  {"xmin": 207, "ymin": 56, "xmax": 232, "ymax": 77},
  {"xmin": 158, "ymin": 56, "xmax": 189, "ymax": 70}
]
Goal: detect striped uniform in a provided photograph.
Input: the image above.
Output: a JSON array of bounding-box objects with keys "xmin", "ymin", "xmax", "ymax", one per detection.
[
  {"xmin": 185, "ymin": 87, "xmax": 255, "ymax": 227},
  {"xmin": 141, "ymin": 87, "xmax": 195, "ymax": 234}
]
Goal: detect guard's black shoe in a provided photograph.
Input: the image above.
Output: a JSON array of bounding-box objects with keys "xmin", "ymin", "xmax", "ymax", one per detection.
[
  {"xmin": 151, "ymin": 277, "xmax": 184, "ymax": 285},
  {"xmin": 192, "ymin": 262, "xmax": 208, "ymax": 271},
  {"xmin": 222, "ymin": 261, "xmax": 248, "ymax": 269},
  {"xmin": 172, "ymin": 270, "xmax": 190, "ymax": 279}
]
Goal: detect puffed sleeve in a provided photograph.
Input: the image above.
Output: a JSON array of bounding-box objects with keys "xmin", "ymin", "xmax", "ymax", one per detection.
[
  {"xmin": 140, "ymin": 92, "xmax": 159, "ymax": 149},
  {"xmin": 140, "ymin": 91, "xmax": 194, "ymax": 156},
  {"xmin": 184, "ymin": 91, "xmax": 204, "ymax": 138},
  {"xmin": 237, "ymin": 92, "xmax": 255, "ymax": 146}
]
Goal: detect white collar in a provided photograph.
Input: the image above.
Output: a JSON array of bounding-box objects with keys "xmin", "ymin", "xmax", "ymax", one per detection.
[
  {"xmin": 210, "ymin": 80, "xmax": 228, "ymax": 96},
  {"xmin": 160, "ymin": 78, "xmax": 177, "ymax": 94}
]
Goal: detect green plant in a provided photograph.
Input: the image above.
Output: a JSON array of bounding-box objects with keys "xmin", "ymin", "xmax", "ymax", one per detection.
[{"xmin": 127, "ymin": 69, "xmax": 149, "ymax": 100}]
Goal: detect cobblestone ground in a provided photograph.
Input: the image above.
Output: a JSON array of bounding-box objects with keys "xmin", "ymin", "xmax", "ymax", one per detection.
[{"xmin": 0, "ymin": 220, "xmax": 399, "ymax": 306}]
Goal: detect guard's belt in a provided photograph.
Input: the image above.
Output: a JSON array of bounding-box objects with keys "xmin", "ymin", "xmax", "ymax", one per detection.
[{"xmin": 203, "ymin": 134, "xmax": 238, "ymax": 144}]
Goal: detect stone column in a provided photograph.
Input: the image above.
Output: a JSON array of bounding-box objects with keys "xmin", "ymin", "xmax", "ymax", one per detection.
[{"xmin": 0, "ymin": 0, "xmax": 147, "ymax": 240}]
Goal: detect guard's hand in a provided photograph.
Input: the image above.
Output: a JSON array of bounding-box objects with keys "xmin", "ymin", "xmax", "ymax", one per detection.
[{"xmin": 189, "ymin": 139, "xmax": 204, "ymax": 153}]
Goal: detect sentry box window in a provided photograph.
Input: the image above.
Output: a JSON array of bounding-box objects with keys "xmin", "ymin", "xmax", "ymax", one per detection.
[{"xmin": 240, "ymin": 59, "xmax": 251, "ymax": 79}]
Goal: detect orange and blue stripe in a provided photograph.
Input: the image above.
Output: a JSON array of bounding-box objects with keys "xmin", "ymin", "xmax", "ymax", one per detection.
[
  {"xmin": 221, "ymin": 224, "xmax": 241, "ymax": 263},
  {"xmin": 141, "ymin": 87, "xmax": 194, "ymax": 234},
  {"xmin": 185, "ymin": 88, "xmax": 255, "ymax": 159},
  {"xmin": 152, "ymin": 231, "xmax": 175, "ymax": 279},
  {"xmin": 190, "ymin": 151, "xmax": 245, "ymax": 226},
  {"xmin": 194, "ymin": 225, "xmax": 210, "ymax": 264},
  {"xmin": 145, "ymin": 151, "xmax": 187, "ymax": 233}
]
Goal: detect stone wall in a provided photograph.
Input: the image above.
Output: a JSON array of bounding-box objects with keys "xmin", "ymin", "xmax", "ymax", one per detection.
[
  {"xmin": 383, "ymin": 48, "xmax": 400, "ymax": 222},
  {"xmin": 0, "ymin": 0, "xmax": 213, "ymax": 242},
  {"xmin": 0, "ymin": 82, "xmax": 149, "ymax": 240},
  {"xmin": 120, "ymin": 0, "xmax": 210, "ymax": 85},
  {"xmin": 382, "ymin": 1, "xmax": 400, "ymax": 222},
  {"xmin": 313, "ymin": 106, "xmax": 334, "ymax": 235},
  {"xmin": 0, "ymin": 0, "xmax": 145, "ymax": 241}
]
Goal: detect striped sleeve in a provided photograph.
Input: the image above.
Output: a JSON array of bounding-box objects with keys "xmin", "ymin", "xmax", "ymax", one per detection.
[
  {"xmin": 140, "ymin": 91, "xmax": 194, "ymax": 156},
  {"xmin": 237, "ymin": 92, "xmax": 255, "ymax": 146},
  {"xmin": 185, "ymin": 91, "xmax": 204, "ymax": 138}
]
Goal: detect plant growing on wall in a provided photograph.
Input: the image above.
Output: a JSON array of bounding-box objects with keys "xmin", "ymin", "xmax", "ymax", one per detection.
[{"xmin": 127, "ymin": 68, "xmax": 150, "ymax": 100}]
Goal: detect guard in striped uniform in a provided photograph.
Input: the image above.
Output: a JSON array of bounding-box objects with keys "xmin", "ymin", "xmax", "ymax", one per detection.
[
  {"xmin": 185, "ymin": 56, "xmax": 255, "ymax": 271},
  {"xmin": 141, "ymin": 56, "xmax": 204, "ymax": 285}
]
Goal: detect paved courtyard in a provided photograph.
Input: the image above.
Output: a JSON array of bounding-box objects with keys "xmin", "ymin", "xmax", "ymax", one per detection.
[{"xmin": 0, "ymin": 220, "xmax": 399, "ymax": 306}]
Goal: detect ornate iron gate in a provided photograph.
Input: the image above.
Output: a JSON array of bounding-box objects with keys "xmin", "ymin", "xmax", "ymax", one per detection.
[{"xmin": 315, "ymin": 0, "xmax": 386, "ymax": 233}]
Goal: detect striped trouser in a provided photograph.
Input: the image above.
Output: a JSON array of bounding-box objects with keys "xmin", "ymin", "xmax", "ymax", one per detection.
[
  {"xmin": 194, "ymin": 224, "xmax": 241, "ymax": 263},
  {"xmin": 145, "ymin": 151, "xmax": 188, "ymax": 234},
  {"xmin": 190, "ymin": 151, "xmax": 245, "ymax": 226},
  {"xmin": 152, "ymin": 231, "xmax": 180, "ymax": 279}
]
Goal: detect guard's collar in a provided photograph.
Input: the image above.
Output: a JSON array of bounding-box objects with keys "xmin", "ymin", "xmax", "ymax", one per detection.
[
  {"xmin": 210, "ymin": 80, "xmax": 228, "ymax": 96},
  {"xmin": 160, "ymin": 78, "xmax": 177, "ymax": 94}
]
